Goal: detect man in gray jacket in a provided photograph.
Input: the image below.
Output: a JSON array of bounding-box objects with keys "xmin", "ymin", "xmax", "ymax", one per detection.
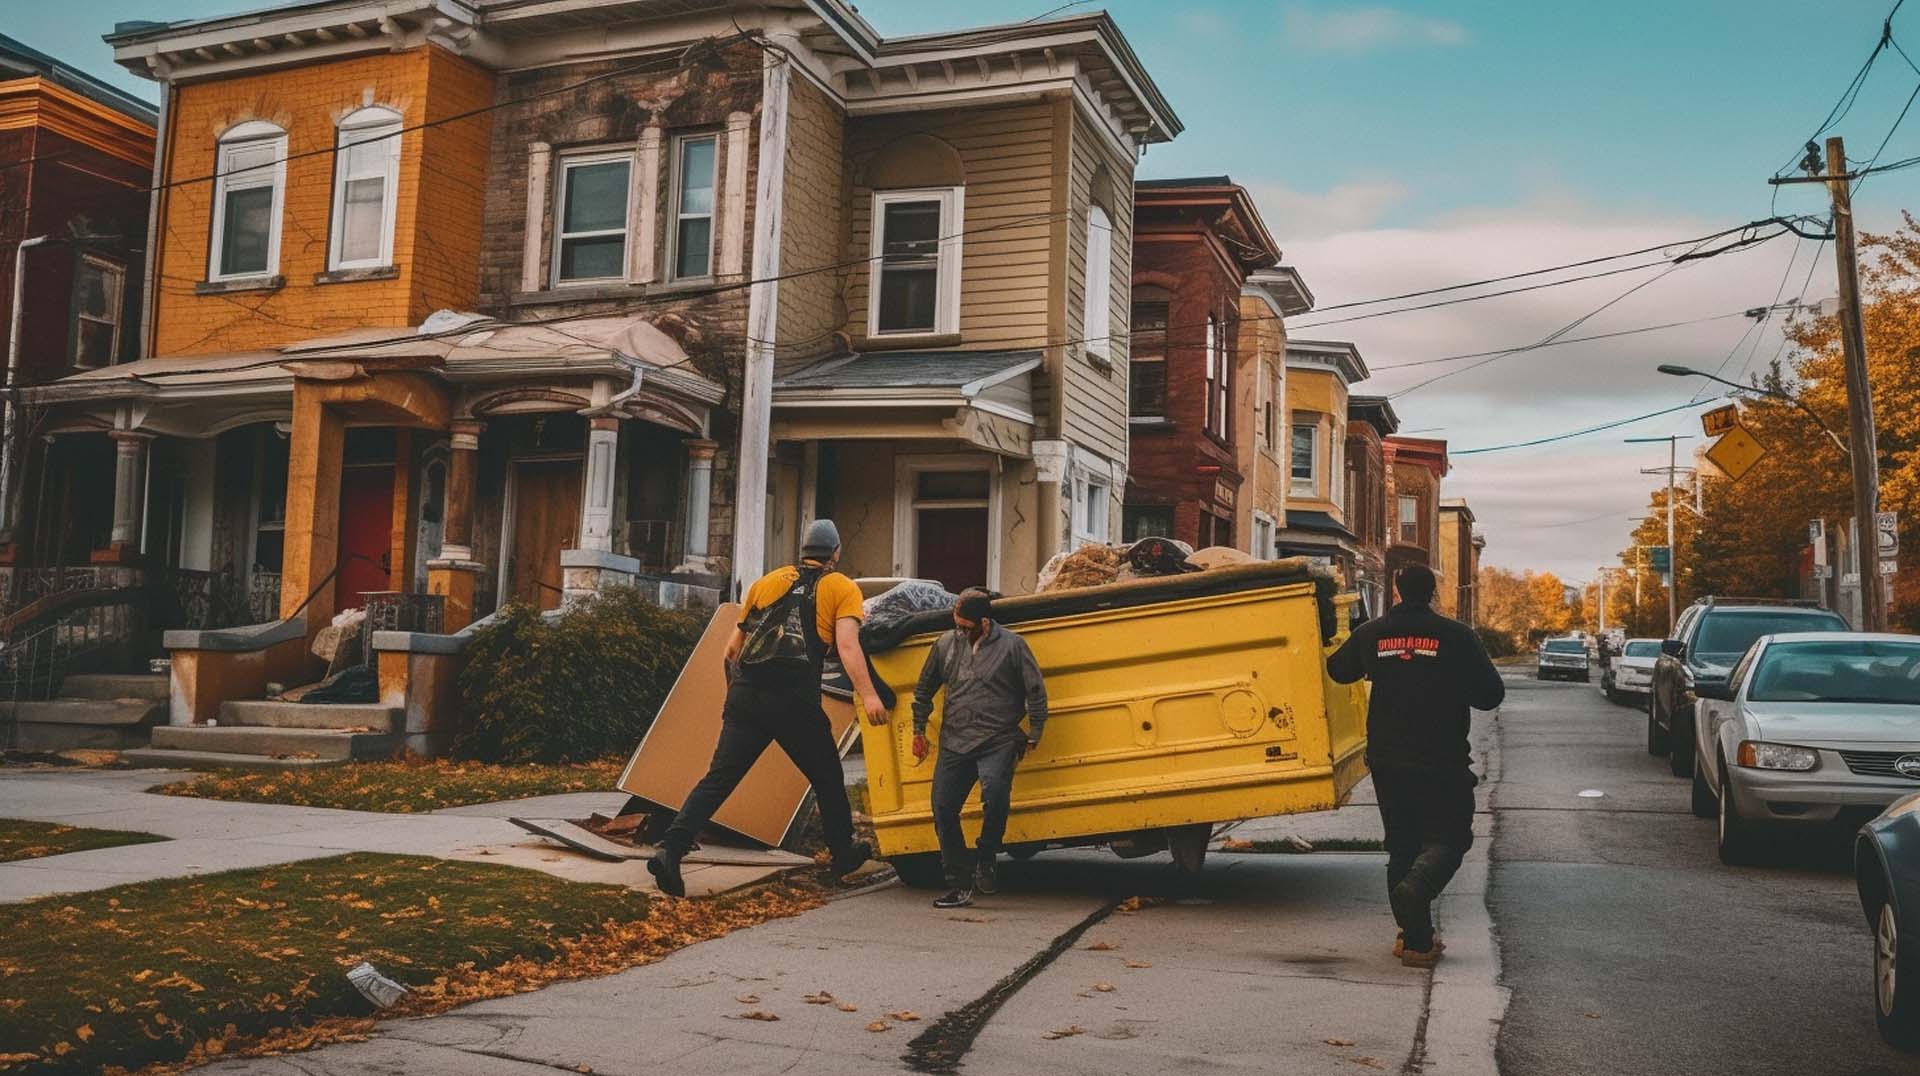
[{"xmin": 911, "ymin": 588, "xmax": 1049, "ymax": 908}]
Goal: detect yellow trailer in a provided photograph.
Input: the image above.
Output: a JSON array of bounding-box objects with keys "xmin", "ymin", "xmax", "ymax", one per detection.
[{"xmin": 859, "ymin": 560, "xmax": 1369, "ymax": 885}]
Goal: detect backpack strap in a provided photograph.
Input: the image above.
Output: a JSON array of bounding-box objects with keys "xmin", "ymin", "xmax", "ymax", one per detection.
[{"xmin": 793, "ymin": 565, "xmax": 829, "ymax": 669}]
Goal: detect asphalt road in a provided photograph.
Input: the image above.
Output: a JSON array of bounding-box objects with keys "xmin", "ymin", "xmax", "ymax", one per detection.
[{"xmin": 1489, "ymin": 671, "xmax": 1920, "ymax": 1076}]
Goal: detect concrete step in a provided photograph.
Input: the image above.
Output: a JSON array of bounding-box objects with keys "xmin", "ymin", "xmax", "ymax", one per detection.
[
  {"xmin": 121, "ymin": 747, "xmax": 350, "ymax": 773},
  {"xmin": 59, "ymin": 673, "xmax": 170, "ymax": 701},
  {"xmin": 0, "ymin": 699, "xmax": 165, "ymax": 751},
  {"xmin": 219, "ymin": 700, "xmax": 402, "ymax": 732},
  {"xmin": 148, "ymin": 724, "xmax": 402, "ymax": 761}
]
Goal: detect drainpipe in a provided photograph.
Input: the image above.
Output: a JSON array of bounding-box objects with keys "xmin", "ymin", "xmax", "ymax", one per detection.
[{"xmin": 0, "ymin": 234, "xmax": 55, "ymax": 536}]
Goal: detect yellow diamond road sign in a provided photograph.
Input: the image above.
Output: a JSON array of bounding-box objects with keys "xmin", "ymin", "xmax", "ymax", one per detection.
[{"xmin": 1705, "ymin": 424, "xmax": 1768, "ymax": 481}]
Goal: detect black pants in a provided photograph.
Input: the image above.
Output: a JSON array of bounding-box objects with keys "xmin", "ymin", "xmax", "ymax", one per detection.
[
  {"xmin": 930, "ymin": 740, "xmax": 1020, "ymax": 888},
  {"xmin": 1373, "ymin": 763, "xmax": 1476, "ymax": 950},
  {"xmin": 659, "ymin": 680, "xmax": 855, "ymax": 861}
]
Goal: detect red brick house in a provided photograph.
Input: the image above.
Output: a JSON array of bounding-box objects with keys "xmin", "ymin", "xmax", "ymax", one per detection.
[
  {"xmin": 1124, "ymin": 177, "xmax": 1281, "ymax": 550},
  {"xmin": 1384, "ymin": 435, "xmax": 1449, "ymax": 580}
]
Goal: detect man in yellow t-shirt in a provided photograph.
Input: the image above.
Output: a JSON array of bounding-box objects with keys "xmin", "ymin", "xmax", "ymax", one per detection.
[{"xmin": 649, "ymin": 519, "xmax": 887, "ymax": 897}]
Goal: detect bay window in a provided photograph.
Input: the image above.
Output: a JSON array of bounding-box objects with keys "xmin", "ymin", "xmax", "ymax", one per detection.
[
  {"xmin": 1291, "ymin": 419, "xmax": 1318, "ymax": 495},
  {"xmin": 329, "ymin": 106, "xmax": 402, "ymax": 271},
  {"xmin": 209, "ymin": 121, "xmax": 286, "ymax": 281},
  {"xmin": 870, "ymin": 187, "xmax": 962, "ymax": 336}
]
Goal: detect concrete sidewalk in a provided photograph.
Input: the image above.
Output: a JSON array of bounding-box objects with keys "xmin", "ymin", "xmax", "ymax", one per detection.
[{"xmin": 0, "ymin": 768, "xmax": 780, "ymax": 901}]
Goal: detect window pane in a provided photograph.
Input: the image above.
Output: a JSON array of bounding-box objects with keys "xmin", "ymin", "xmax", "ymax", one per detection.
[
  {"xmin": 916, "ymin": 470, "xmax": 990, "ymax": 501},
  {"xmin": 342, "ymin": 133, "xmax": 389, "ymax": 177},
  {"xmin": 1130, "ymin": 359, "xmax": 1165, "ymax": 417},
  {"xmin": 76, "ymin": 320, "xmax": 114, "ymax": 366},
  {"xmin": 339, "ymin": 176, "xmax": 385, "ymax": 263},
  {"xmin": 882, "ymin": 201, "xmax": 941, "ymax": 259},
  {"xmin": 562, "ymin": 161, "xmax": 629, "ymax": 234},
  {"xmin": 220, "ymin": 186, "xmax": 273, "ymax": 276},
  {"xmin": 1123, "ymin": 506, "xmax": 1172, "ymax": 542},
  {"xmin": 559, "ymin": 235, "xmax": 625, "ymax": 281},
  {"xmin": 678, "ymin": 138, "xmax": 716, "ymax": 215},
  {"xmin": 1291, "ymin": 425, "xmax": 1315, "ymax": 480},
  {"xmin": 676, "ymin": 217, "xmax": 712, "ymax": 278},
  {"xmin": 224, "ymin": 141, "xmax": 278, "ymax": 185},
  {"xmin": 76, "ymin": 264, "xmax": 110, "ymax": 318},
  {"xmin": 878, "ymin": 265, "xmax": 938, "ymax": 332}
]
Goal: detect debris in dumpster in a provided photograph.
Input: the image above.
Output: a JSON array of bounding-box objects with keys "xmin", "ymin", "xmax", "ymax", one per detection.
[
  {"xmin": 1038, "ymin": 544, "xmax": 1127, "ymax": 592},
  {"xmin": 345, "ymin": 962, "xmax": 409, "ymax": 1008},
  {"xmin": 1125, "ymin": 536, "xmax": 1199, "ymax": 577}
]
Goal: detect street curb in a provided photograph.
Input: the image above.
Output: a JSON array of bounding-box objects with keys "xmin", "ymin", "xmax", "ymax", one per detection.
[{"xmin": 1418, "ymin": 709, "xmax": 1511, "ymax": 1074}]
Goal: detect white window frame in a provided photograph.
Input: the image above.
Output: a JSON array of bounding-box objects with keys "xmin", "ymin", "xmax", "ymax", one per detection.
[
  {"xmin": 71, "ymin": 254, "xmax": 124, "ymax": 369},
  {"xmin": 1083, "ymin": 204, "xmax": 1113, "ymax": 362},
  {"xmin": 208, "ymin": 120, "xmax": 287, "ymax": 283},
  {"xmin": 551, "ymin": 149, "xmax": 635, "ymax": 287},
  {"xmin": 328, "ymin": 106, "xmax": 402, "ymax": 272},
  {"xmin": 868, "ymin": 186, "xmax": 964, "ymax": 338},
  {"xmin": 892, "ymin": 453, "xmax": 1001, "ymax": 590},
  {"xmin": 1290, "ymin": 417, "xmax": 1319, "ymax": 497},
  {"xmin": 1072, "ymin": 471, "xmax": 1111, "ymax": 548},
  {"xmin": 667, "ymin": 131, "xmax": 718, "ymax": 281},
  {"xmin": 1399, "ymin": 494, "xmax": 1420, "ymax": 545}
]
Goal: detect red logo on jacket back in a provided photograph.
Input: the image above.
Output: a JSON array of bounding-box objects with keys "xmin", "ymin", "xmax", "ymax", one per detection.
[{"xmin": 1376, "ymin": 635, "xmax": 1441, "ymax": 661}]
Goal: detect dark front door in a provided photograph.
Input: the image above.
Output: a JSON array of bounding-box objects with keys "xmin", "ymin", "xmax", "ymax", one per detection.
[
  {"xmin": 915, "ymin": 506, "xmax": 988, "ymax": 592},
  {"xmin": 509, "ymin": 458, "xmax": 583, "ymax": 611},
  {"xmin": 337, "ymin": 465, "xmax": 394, "ymax": 612}
]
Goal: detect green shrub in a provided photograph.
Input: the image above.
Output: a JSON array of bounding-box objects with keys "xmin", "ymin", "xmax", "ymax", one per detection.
[
  {"xmin": 1475, "ymin": 625, "xmax": 1517, "ymax": 659},
  {"xmin": 456, "ymin": 587, "xmax": 703, "ymax": 763}
]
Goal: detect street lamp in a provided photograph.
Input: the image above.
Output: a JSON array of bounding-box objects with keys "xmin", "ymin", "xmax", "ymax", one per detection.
[{"xmin": 1655, "ymin": 363, "xmax": 1850, "ymax": 458}]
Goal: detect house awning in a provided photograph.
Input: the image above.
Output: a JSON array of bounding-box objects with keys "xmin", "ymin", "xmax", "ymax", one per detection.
[
  {"xmin": 771, "ymin": 348, "xmax": 1040, "ymax": 457},
  {"xmin": 28, "ymin": 312, "xmax": 723, "ymax": 436},
  {"xmin": 1278, "ymin": 510, "xmax": 1357, "ymax": 542}
]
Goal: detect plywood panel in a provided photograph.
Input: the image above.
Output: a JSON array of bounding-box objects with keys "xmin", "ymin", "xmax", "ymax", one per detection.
[{"xmin": 616, "ymin": 603, "xmax": 859, "ymax": 847}]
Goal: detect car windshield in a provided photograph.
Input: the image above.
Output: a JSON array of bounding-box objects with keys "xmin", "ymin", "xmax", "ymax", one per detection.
[
  {"xmin": 1543, "ymin": 641, "xmax": 1584, "ymax": 654},
  {"xmin": 1748, "ymin": 641, "xmax": 1920, "ymax": 704},
  {"xmin": 1694, "ymin": 610, "xmax": 1844, "ymax": 657},
  {"xmin": 1623, "ymin": 641, "xmax": 1660, "ymax": 657}
]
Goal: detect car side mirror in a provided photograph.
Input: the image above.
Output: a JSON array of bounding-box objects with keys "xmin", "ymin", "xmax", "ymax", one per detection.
[
  {"xmin": 1661, "ymin": 639, "xmax": 1685, "ymax": 659},
  {"xmin": 1696, "ymin": 682, "xmax": 1733, "ymax": 702}
]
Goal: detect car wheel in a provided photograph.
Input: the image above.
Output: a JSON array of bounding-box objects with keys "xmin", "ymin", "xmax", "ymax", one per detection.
[
  {"xmin": 1668, "ymin": 707, "xmax": 1695, "ymax": 778},
  {"xmin": 1874, "ymin": 896, "xmax": 1920, "ymax": 1050},
  {"xmin": 1646, "ymin": 696, "xmax": 1667, "ymax": 755},
  {"xmin": 1690, "ymin": 758, "xmax": 1715, "ymax": 818},
  {"xmin": 1716, "ymin": 760, "xmax": 1761, "ymax": 866}
]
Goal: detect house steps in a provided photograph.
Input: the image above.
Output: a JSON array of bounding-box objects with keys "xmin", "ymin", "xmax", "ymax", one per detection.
[
  {"xmin": 2, "ymin": 697, "xmax": 167, "ymax": 751},
  {"xmin": 121, "ymin": 700, "xmax": 406, "ymax": 771}
]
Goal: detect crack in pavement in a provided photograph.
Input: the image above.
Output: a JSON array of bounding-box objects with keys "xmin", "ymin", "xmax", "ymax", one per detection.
[{"xmin": 902, "ymin": 897, "xmax": 1124, "ymax": 1074}]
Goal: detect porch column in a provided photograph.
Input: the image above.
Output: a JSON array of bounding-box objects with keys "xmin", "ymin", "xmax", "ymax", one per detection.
[
  {"xmin": 95, "ymin": 430, "xmax": 152, "ymax": 563},
  {"xmin": 427, "ymin": 419, "xmax": 484, "ymax": 631},
  {"xmin": 677, "ymin": 439, "xmax": 718, "ymax": 574},
  {"xmin": 580, "ymin": 416, "xmax": 619, "ymax": 553}
]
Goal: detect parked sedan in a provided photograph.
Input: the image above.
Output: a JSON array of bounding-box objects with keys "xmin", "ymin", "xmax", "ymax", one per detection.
[
  {"xmin": 1691, "ymin": 633, "xmax": 1920, "ymax": 869},
  {"xmin": 1537, "ymin": 638, "xmax": 1591, "ymax": 681},
  {"xmin": 1604, "ymin": 637, "xmax": 1660, "ymax": 705},
  {"xmin": 1858, "ymin": 793, "xmax": 1920, "ymax": 1050}
]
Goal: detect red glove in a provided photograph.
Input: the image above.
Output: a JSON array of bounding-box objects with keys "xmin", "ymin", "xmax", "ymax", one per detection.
[{"xmin": 912, "ymin": 733, "xmax": 930, "ymax": 762}]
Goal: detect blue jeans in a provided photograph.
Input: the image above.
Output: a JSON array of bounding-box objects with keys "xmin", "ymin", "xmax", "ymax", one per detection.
[{"xmin": 930, "ymin": 739, "xmax": 1020, "ymax": 888}]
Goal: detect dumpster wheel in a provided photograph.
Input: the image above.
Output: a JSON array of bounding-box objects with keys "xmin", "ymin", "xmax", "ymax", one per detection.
[
  {"xmin": 1166, "ymin": 823, "xmax": 1211, "ymax": 875},
  {"xmin": 888, "ymin": 852, "xmax": 946, "ymax": 890}
]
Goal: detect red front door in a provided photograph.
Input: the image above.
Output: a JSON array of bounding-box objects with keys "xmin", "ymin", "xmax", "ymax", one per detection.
[
  {"xmin": 915, "ymin": 507, "xmax": 988, "ymax": 592},
  {"xmin": 337, "ymin": 465, "xmax": 394, "ymax": 612}
]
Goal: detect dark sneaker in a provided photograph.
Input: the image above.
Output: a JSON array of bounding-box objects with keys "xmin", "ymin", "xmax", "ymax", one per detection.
[
  {"xmin": 830, "ymin": 840, "xmax": 873, "ymax": 880},
  {"xmin": 933, "ymin": 888, "xmax": 974, "ymax": 909},
  {"xmin": 975, "ymin": 862, "xmax": 999, "ymax": 896},
  {"xmin": 1400, "ymin": 945, "xmax": 1443, "ymax": 969},
  {"xmin": 647, "ymin": 853, "xmax": 686, "ymax": 898}
]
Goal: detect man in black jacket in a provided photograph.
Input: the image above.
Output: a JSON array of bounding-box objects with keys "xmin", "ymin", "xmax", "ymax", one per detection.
[{"xmin": 1328, "ymin": 564, "xmax": 1505, "ymax": 967}]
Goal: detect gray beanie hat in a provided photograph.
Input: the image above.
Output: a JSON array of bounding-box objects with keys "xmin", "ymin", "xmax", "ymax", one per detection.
[{"xmin": 801, "ymin": 518, "xmax": 842, "ymax": 557}]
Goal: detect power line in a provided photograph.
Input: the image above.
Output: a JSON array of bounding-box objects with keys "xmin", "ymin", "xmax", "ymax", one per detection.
[
  {"xmin": 1451, "ymin": 397, "xmax": 1730, "ymax": 456},
  {"xmin": 1368, "ymin": 308, "xmax": 1774, "ymax": 372}
]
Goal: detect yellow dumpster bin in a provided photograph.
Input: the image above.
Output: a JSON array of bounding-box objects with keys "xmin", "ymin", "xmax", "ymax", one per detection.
[{"xmin": 859, "ymin": 560, "xmax": 1369, "ymax": 886}]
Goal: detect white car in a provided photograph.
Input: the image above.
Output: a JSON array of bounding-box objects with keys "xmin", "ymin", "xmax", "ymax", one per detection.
[
  {"xmin": 1690, "ymin": 632, "xmax": 1920, "ymax": 866},
  {"xmin": 1605, "ymin": 637, "xmax": 1660, "ymax": 705}
]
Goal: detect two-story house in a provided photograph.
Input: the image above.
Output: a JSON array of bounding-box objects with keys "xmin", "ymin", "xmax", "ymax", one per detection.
[
  {"xmin": 1344, "ymin": 393, "xmax": 1398, "ymax": 616},
  {"xmin": 1121, "ymin": 178, "xmax": 1282, "ymax": 552},
  {"xmin": 1274, "ymin": 339, "xmax": 1368, "ymax": 583},
  {"xmin": 1437, "ymin": 497, "xmax": 1482, "ymax": 623},
  {"xmin": 1384, "ymin": 435, "xmax": 1450, "ymax": 587},
  {"xmin": 1240, "ymin": 267, "xmax": 1313, "ymax": 558},
  {"xmin": 0, "ymin": 34, "xmax": 155, "ymax": 601},
  {"xmin": 18, "ymin": 1, "xmax": 1177, "ymax": 752}
]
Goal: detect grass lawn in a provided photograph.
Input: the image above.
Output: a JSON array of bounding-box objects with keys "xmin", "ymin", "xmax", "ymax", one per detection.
[
  {"xmin": 0, "ymin": 820, "xmax": 167, "ymax": 864},
  {"xmin": 0, "ymin": 851, "xmax": 823, "ymax": 1075},
  {"xmin": 159, "ymin": 757, "xmax": 625, "ymax": 813}
]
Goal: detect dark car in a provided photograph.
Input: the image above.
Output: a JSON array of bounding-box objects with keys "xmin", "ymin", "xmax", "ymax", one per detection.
[
  {"xmin": 1648, "ymin": 597, "xmax": 1848, "ymax": 778},
  {"xmin": 1857, "ymin": 794, "xmax": 1920, "ymax": 1050}
]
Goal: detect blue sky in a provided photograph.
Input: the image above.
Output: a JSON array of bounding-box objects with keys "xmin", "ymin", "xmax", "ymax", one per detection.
[{"xmin": 11, "ymin": 0, "xmax": 1920, "ymax": 578}]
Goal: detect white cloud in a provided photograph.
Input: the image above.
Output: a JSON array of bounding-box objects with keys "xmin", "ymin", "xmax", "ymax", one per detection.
[
  {"xmin": 1280, "ymin": 3, "xmax": 1468, "ymax": 52},
  {"xmin": 1245, "ymin": 178, "xmax": 1408, "ymax": 239},
  {"xmin": 1272, "ymin": 203, "xmax": 1820, "ymax": 579},
  {"xmin": 1176, "ymin": 9, "xmax": 1230, "ymax": 37}
]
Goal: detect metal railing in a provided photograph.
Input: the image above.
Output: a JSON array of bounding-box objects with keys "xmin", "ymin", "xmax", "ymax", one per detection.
[{"xmin": 1, "ymin": 589, "xmax": 142, "ymax": 750}]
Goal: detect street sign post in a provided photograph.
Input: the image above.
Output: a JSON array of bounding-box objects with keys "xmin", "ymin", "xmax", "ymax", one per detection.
[
  {"xmin": 1702, "ymin": 403, "xmax": 1740, "ymax": 437},
  {"xmin": 1704, "ymin": 425, "xmax": 1768, "ymax": 481},
  {"xmin": 1877, "ymin": 510, "xmax": 1898, "ymax": 559},
  {"xmin": 1649, "ymin": 546, "xmax": 1671, "ymax": 573}
]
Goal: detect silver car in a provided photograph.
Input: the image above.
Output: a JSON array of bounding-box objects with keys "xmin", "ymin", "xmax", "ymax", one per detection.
[
  {"xmin": 1605, "ymin": 637, "xmax": 1660, "ymax": 705},
  {"xmin": 1690, "ymin": 632, "xmax": 1920, "ymax": 866}
]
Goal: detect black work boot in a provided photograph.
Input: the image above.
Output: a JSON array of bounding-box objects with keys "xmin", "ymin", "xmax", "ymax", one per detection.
[
  {"xmin": 830, "ymin": 840, "xmax": 873, "ymax": 880},
  {"xmin": 647, "ymin": 852, "xmax": 686, "ymax": 898}
]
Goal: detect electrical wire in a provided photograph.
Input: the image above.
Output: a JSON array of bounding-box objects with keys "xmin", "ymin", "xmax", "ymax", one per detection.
[{"xmin": 1450, "ymin": 396, "xmax": 1731, "ymax": 456}]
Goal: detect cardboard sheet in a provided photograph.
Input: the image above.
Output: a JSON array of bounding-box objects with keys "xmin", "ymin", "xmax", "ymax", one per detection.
[{"xmin": 615, "ymin": 603, "xmax": 859, "ymax": 848}]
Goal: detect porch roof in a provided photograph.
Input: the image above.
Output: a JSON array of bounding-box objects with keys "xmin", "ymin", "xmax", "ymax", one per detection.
[
  {"xmin": 774, "ymin": 348, "xmax": 1039, "ymax": 397},
  {"xmin": 770, "ymin": 349, "xmax": 1041, "ymax": 457}
]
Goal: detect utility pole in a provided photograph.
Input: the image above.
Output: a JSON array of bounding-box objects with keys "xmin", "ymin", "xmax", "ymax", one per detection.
[
  {"xmin": 1629, "ymin": 436, "xmax": 1690, "ymax": 630},
  {"xmin": 1825, "ymin": 136, "xmax": 1887, "ymax": 632}
]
